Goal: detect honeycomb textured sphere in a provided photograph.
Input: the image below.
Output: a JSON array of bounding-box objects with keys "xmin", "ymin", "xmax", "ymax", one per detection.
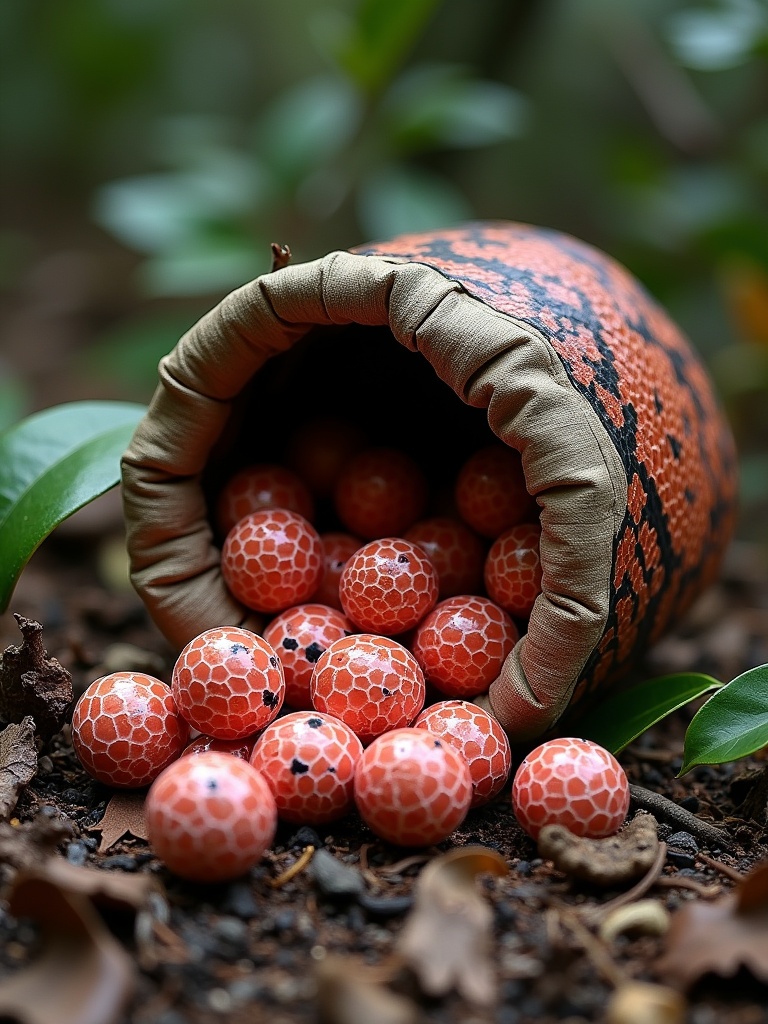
[
  {"xmin": 354, "ymin": 728, "xmax": 472, "ymax": 846},
  {"xmin": 311, "ymin": 634, "xmax": 425, "ymax": 745},
  {"xmin": 414, "ymin": 699, "xmax": 512, "ymax": 808},
  {"xmin": 512, "ymin": 736, "xmax": 629, "ymax": 840},
  {"xmin": 71, "ymin": 672, "xmax": 189, "ymax": 788},
  {"xmin": 146, "ymin": 751, "xmax": 277, "ymax": 882},
  {"xmin": 172, "ymin": 626, "xmax": 284, "ymax": 739},
  {"xmin": 250, "ymin": 711, "xmax": 363, "ymax": 824}
]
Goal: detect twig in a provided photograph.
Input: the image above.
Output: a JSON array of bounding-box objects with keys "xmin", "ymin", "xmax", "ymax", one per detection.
[
  {"xmin": 270, "ymin": 845, "xmax": 315, "ymax": 888},
  {"xmin": 579, "ymin": 842, "xmax": 667, "ymax": 923},
  {"xmin": 696, "ymin": 851, "xmax": 744, "ymax": 883},
  {"xmin": 560, "ymin": 910, "xmax": 626, "ymax": 988},
  {"xmin": 377, "ymin": 854, "xmax": 431, "ymax": 875},
  {"xmin": 629, "ymin": 785, "xmax": 729, "ymax": 848},
  {"xmin": 270, "ymin": 242, "xmax": 292, "ymax": 272},
  {"xmin": 654, "ymin": 876, "xmax": 722, "ymax": 898}
]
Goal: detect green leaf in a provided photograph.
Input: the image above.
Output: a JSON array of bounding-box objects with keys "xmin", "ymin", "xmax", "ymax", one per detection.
[
  {"xmin": 256, "ymin": 75, "xmax": 361, "ymax": 183},
  {"xmin": 680, "ymin": 664, "xmax": 768, "ymax": 774},
  {"xmin": 385, "ymin": 65, "xmax": 529, "ymax": 152},
  {"xmin": 578, "ymin": 672, "xmax": 724, "ymax": 755},
  {"xmin": 0, "ymin": 401, "xmax": 146, "ymax": 612},
  {"xmin": 322, "ymin": 0, "xmax": 440, "ymax": 95},
  {"xmin": 357, "ymin": 164, "xmax": 471, "ymax": 241}
]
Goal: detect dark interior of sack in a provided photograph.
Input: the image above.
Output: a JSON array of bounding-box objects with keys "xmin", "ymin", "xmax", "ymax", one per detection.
[{"xmin": 203, "ymin": 324, "xmax": 495, "ymax": 540}]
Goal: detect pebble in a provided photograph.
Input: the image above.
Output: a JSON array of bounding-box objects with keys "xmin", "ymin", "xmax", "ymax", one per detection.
[
  {"xmin": 357, "ymin": 893, "xmax": 412, "ymax": 917},
  {"xmin": 213, "ymin": 917, "xmax": 249, "ymax": 946},
  {"xmin": 222, "ymin": 883, "xmax": 258, "ymax": 919},
  {"xmin": 288, "ymin": 826, "xmax": 322, "ymax": 849},
  {"xmin": 37, "ymin": 756, "xmax": 53, "ymax": 775},
  {"xmin": 310, "ymin": 848, "xmax": 365, "ymax": 898},
  {"xmin": 666, "ymin": 831, "xmax": 698, "ymax": 869},
  {"xmin": 102, "ymin": 854, "xmax": 139, "ymax": 871},
  {"xmin": 66, "ymin": 841, "xmax": 89, "ymax": 866}
]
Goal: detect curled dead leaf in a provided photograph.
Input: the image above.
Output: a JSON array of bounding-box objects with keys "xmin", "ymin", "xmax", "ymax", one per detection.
[
  {"xmin": 315, "ymin": 955, "xmax": 419, "ymax": 1024},
  {"xmin": 397, "ymin": 845, "xmax": 508, "ymax": 1006},
  {"xmin": 93, "ymin": 792, "xmax": 149, "ymax": 853},
  {"xmin": 657, "ymin": 858, "xmax": 768, "ymax": 989},
  {"xmin": 0, "ymin": 616, "xmax": 72, "ymax": 741},
  {"xmin": 538, "ymin": 813, "xmax": 659, "ymax": 886},
  {"xmin": 0, "ymin": 716, "xmax": 38, "ymax": 821},
  {"xmin": 0, "ymin": 874, "xmax": 134, "ymax": 1024}
]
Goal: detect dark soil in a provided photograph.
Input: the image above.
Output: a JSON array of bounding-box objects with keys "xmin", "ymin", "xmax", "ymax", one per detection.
[{"xmin": 1, "ymin": 527, "xmax": 768, "ymax": 1024}]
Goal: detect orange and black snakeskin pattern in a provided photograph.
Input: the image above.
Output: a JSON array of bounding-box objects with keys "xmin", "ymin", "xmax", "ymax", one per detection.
[{"xmin": 360, "ymin": 222, "xmax": 738, "ymax": 700}]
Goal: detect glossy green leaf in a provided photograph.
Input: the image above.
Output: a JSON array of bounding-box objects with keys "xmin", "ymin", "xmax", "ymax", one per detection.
[
  {"xmin": 680, "ymin": 664, "xmax": 768, "ymax": 774},
  {"xmin": 578, "ymin": 672, "xmax": 724, "ymax": 755},
  {"xmin": 324, "ymin": 0, "xmax": 439, "ymax": 95},
  {"xmin": 0, "ymin": 401, "xmax": 146, "ymax": 612},
  {"xmin": 385, "ymin": 65, "xmax": 529, "ymax": 152}
]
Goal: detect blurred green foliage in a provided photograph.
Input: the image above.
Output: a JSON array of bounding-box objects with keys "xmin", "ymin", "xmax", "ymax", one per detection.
[{"xmin": 1, "ymin": 0, "xmax": 767, "ymax": 535}]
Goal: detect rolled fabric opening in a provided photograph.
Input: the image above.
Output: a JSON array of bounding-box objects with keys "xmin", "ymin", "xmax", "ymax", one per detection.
[{"xmin": 122, "ymin": 222, "xmax": 737, "ymax": 741}]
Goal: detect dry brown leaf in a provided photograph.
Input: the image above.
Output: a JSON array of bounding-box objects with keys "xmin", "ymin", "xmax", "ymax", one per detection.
[
  {"xmin": 0, "ymin": 616, "xmax": 72, "ymax": 740},
  {"xmin": 537, "ymin": 813, "xmax": 659, "ymax": 886},
  {"xmin": 0, "ymin": 874, "xmax": 134, "ymax": 1024},
  {"xmin": 93, "ymin": 791, "xmax": 149, "ymax": 852},
  {"xmin": 315, "ymin": 955, "xmax": 420, "ymax": 1024},
  {"xmin": 0, "ymin": 808, "xmax": 73, "ymax": 868},
  {"xmin": 0, "ymin": 716, "xmax": 38, "ymax": 821},
  {"xmin": 397, "ymin": 845, "xmax": 508, "ymax": 1006},
  {"xmin": 657, "ymin": 858, "xmax": 768, "ymax": 989}
]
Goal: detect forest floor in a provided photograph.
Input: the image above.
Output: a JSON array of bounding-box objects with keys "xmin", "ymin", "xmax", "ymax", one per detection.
[{"xmin": 0, "ymin": 520, "xmax": 768, "ymax": 1024}]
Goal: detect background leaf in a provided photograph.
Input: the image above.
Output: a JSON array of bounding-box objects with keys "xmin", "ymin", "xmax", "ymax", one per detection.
[
  {"xmin": 327, "ymin": 0, "xmax": 440, "ymax": 95},
  {"xmin": 357, "ymin": 163, "xmax": 470, "ymax": 240},
  {"xmin": 576, "ymin": 672, "xmax": 723, "ymax": 754},
  {"xmin": 0, "ymin": 401, "xmax": 146, "ymax": 612},
  {"xmin": 680, "ymin": 664, "xmax": 768, "ymax": 773}
]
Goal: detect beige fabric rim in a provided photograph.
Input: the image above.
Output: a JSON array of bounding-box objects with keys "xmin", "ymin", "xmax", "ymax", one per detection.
[{"xmin": 121, "ymin": 251, "xmax": 627, "ymax": 740}]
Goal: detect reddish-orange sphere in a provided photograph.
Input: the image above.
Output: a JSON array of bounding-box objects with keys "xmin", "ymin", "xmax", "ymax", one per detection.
[
  {"xmin": 221, "ymin": 508, "xmax": 323, "ymax": 614},
  {"xmin": 339, "ymin": 537, "xmax": 438, "ymax": 635},
  {"xmin": 512, "ymin": 737, "xmax": 630, "ymax": 840},
  {"xmin": 71, "ymin": 672, "xmax": 189, "ymax": 788},
  {"xmin": 414, "ymin": 700, "xmax": 512, "ymax": 807},
  {"xmin": 172, "ymin": 626, "xmax": 284, "ymax": 740},
  {"xmin": 263, "ymin": 603, "xmax": 355, "ymax": 710},
  {"xmin": 311, "ymin": 634, "xmax": 425, "ymax": 745},
  {"xmin": 146, "ymin": 751, "xmax": 277, "ymax": 881},
  {"xmin": 334, "ymin": 447, "xmax": 427, "ymax": 539},
  {"xmin": 455, "ymin": 445, "xmax": 536, "ymax": 538},
  {"xmin": 412, "ymin": 595, "xmax": 518, "ymax": 698},
  {"xmin": 354, "ymin": 728, "xmax": 473, "ymax": 846},
  {"xmin": 250, "ymin": 711, "xmax": 363, "ymax": 824},
  {"xmin": 484, "ymin": 522, "xmax": 543, "ymax": 619},
  {"xmin": 216, "ymin": 463, "xmax": 314, "ymax": 536}
]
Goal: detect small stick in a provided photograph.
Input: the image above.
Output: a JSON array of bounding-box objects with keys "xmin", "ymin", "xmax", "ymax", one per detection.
[
  {"xmin": 696, "ymin": 851, "xmax": 744, "ymax": 883},
  {"xmin": 560, "ymin": 910, "xmax": 626, "ymax": 988},
  {"xmin": 579, "ymin": 841, "xmax": 667, "ymax": 922},
  {"xmin": 270, "ymin": 845, "xmax": 315, "ymax": 888},
  {"xmin": 654, "ymin": 876, "xmax": 722, "ymax": 898},
  {"xmin": 377, "ymin": 854, "xmax": 431, "ymax": 875},
  {"xmin": 629, "ymin": 785, "xmax": 729, "ymax": 848},
  {"xmin": 270, "ymin": 242, "xmax": 292, "ymax": 272}
]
